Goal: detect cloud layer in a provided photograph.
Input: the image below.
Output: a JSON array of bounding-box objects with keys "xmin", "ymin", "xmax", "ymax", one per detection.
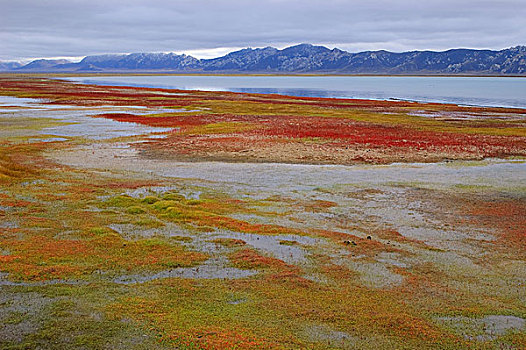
[{"xmin": 1, "ymin": 0, "xmax": 525, "ymax": 60}]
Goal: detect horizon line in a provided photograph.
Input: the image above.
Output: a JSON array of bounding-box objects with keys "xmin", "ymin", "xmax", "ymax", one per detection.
[{"xmin": 4, "ymin": 43, "xmax": 525, "ymax": 64}]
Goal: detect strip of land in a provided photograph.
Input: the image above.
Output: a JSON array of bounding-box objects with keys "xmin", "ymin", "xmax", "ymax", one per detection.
[{"xmin": 2, "ymin": 77, "xmax": 526, "ymax": 165}]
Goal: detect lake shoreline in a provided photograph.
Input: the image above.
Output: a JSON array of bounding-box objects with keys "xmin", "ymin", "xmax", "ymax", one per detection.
[{"xmin": 62, "ymin": 74, "xmax": 526, "ymax": 109}]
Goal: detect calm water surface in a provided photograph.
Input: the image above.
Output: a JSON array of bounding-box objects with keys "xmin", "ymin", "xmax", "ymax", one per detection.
[{"xmin": 65, "ymin": 75, "xmax": 526, "ymax": 108}]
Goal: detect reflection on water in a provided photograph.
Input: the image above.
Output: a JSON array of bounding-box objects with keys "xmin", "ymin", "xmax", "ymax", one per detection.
[
  {"xmin": 1, "ymin": 97, "xmax": 173, "ymax": 140},
  {"xmin": 64, "ymin": 75, "xmax": 526, "ymax": 108}
]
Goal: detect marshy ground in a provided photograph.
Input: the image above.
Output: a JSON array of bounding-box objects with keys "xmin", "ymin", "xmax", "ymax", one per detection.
[{"xmin": 0, "ymin": 76, "xmax": 525, "ymax": 349}]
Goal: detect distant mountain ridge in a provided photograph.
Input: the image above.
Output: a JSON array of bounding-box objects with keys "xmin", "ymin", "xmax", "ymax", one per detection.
[
  {"xmin": 3, "ymin": 44, "xmax": 526, "ymax": 75},
  {"xmin": 0, "ymin": 61, "xmax": 22, "ymax": 71}
]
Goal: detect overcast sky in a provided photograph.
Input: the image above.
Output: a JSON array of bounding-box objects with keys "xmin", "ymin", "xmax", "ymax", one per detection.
[{"xmin": 1, "ymin": 0, "xmax": 525, "ymax": 61}]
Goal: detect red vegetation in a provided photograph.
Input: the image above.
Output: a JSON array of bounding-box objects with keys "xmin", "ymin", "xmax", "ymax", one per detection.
[
  {"xmin": 230, "ymin": 248, "xmax": 290, "ymax": 270},
  {"xmin": 1, "ymin": 77, "xmax": 525, "ymax": 165},
  {"xmin": 466, "ymin": 198, "xmax": 526, "ymax": 253}
]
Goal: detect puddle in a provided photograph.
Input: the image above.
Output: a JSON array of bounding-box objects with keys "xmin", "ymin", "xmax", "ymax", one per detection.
[
  {"xmin": 41, "ymin": 116, "xmax": 170, "ymax": 140},
  {"xmin": 0, "ymin": 95, "xmax": 174, "ymax": 140},
  {"xmin": 109, "ymin": 222, "xmax": 320, "ymax": 266},
  {"xmin": 108, "ymin": 222, "xmax": 195, "ymax": 241},
  {"xmin": 113, "ymin": 258, "xmax": 257, "ymax": 284},
  {"xmin": 124, "ymin": 185, "xmax": 202, "ymax": 200},
  {"xmin": 0, "ymin": 96, "xmax": 44, "ymax": 108},
  {"xmin": 409, "ymin": 110, "xmax": 526, "ymax": 121},
  {"xmin": 0, "ymin": 259, "xmax": 256, "ymax": 286},
  {"xmin": 0, "ymin": 272, "xmax": 88, "ymax": 287},
  {"xmin": 337, "ymin": 258, "xmax": 405, "ymax": 289},
  {"xmin": 211, "ymin": 230, "xmax": 321, "ymax": 265}
]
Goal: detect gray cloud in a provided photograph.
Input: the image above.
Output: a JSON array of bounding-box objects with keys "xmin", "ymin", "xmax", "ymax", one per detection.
[{"xmin": 1, "ymin": 0, "xmax": 525, "ymax": 60}]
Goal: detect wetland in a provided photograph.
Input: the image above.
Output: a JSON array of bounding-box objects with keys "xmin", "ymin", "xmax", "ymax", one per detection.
[{"xmin": 0, "ymin": 76, "xmax": 525, "ymax": 349}]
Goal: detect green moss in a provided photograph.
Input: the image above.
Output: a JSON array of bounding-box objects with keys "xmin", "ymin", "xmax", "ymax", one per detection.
[
  {"xmin": 141, "ymin": 195, "xmax": 159, "ymax": 204},
  {"xmin": 162, "ymin": 193, "xmax": 185, "ymax": 201},
  {"xmin": 104, "ymin": 195, "xmax": 138, "ymax": 208},
  {"xmin": 5, "ymin": 288, "xmax": 168, "ymax": 350},
  {"xmin": 453, "ymin": 184, "xmax": 492, "ymax": 191},
  {"xmin": 126, "ymin": 206, "xmax": 146, "ymax": 214},
  {"xmin": 3, "ymin": 311, "xmax": 29, "ymax": 325},
  {"xmin": 152, "ymin": 200, "xmax": 180, "ymax": 210},
  {"xmin": 90, "ymin": 227, "xmax": 111, "ymax": 236},
  {"xmin": 210, "ymin": 238, "xmax": 246, "ymax": 247},
  {"xmin": 279, "ymin": 240, "xmax": 298, "ymax": 246},
  {"xmin": 137, "ymin": 237, "xmax": 170, "ymax": 248},
  {"xmin": 134, "ymin": 218, "xmax": 164, "ymax": 228},
  {"xmin": 171, "ymin": 236, "xmax": 193, "ymax": 243}
]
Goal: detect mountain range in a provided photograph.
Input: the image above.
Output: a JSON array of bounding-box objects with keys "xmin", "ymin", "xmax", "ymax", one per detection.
[{"xmin": 2, "ymin": 44, "xmax": 526, "ymax": 75}]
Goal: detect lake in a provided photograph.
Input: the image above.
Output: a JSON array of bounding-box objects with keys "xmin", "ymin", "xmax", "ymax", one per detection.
[{"xmin": 65, "ymin": 75, "xmax": 526, "ymax": 109}]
